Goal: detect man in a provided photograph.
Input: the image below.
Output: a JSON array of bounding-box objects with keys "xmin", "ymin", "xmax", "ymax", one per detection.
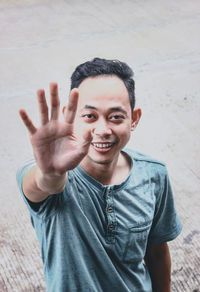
[{"xmin": 17, "ymin": 58, "xmax": 182, "ymax": 292}]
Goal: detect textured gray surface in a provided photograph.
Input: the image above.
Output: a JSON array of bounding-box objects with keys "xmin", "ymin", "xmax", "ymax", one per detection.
[{"xmin": 0, "ymin": 0, "xmax": 200, "ymax": 291}]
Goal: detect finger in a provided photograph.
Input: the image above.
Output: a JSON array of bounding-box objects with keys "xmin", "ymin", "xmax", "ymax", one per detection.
[
  {"xmin": 50, "ymin": 82, "xmax": 60, "ymax": 120},
  {"xmin": 78, "ymin": 129, "xmax": 92, "ymax": 155},
  {"xmin": 64, "ymin": 89, "xmax": 79, "ymax": 124},
  {"xmin": 19, "ymin": 109, "xmax": 37, "ymax": 135},
  {"xmin": 37, "ymin": 89, "xmax": 49, "ymax": 125}
]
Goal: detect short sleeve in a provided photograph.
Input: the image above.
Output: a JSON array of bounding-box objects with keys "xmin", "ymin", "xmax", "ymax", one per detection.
[
  {"xmin": 148, "ymin": 167, "xmax": 182, "ymax": 244},
  {"xmin": 16, "ymin": 158, "xmax": 62, "ymax": 218},
  {"xmin": 16, "ymin": 158, "xmax": 37, "ymax": 213}
]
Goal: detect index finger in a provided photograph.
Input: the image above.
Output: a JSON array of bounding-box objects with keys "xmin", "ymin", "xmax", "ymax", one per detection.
[{"xmin": 64, "ymin": 88, "xmax": 79, "ymax": 124}]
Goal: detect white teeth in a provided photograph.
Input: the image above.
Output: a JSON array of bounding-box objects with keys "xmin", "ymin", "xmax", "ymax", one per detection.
[{"xmin": 93, "ymin": 143, "xmax": 112, "ymax": 148}]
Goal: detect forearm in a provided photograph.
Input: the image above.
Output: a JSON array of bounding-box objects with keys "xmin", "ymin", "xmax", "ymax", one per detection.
[
  {"xmin": 23, "ymin": 165, "xmax": 67, "ymax": 202},
  {"xmin": 145, "ymin": 243, "xmax": 171, "ymax": 292}
]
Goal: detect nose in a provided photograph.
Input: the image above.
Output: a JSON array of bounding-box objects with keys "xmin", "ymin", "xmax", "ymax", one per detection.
[{"xmin": 92, "ymin": 119, "xmax": 112, "ymax": 137}]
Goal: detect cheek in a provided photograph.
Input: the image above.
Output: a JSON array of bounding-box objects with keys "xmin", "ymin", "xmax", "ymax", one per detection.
[
  {"xmin": 115, "ymin": 124, "xmax": 132, "ymax": 141},
  {"xmin": 73, "ymin": 118, "xmax": 83, "ymax": 136},
  {"xmin": 73, "ymin": 118, "xmax": 91, "ymax": 137},
  {"xmin": 121, "ymin": 131, "xmax": 131, "ymax": 142}
]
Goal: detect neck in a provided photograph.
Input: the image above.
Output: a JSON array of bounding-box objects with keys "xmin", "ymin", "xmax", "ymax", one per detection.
[{"xmin": 80, "ymin": 151, "xmax": 131, "ymax": 185}]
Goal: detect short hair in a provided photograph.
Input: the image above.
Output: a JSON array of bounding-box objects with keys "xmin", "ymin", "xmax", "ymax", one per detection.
[{"xmin": 70, "ymin": 57, "xmax": 135, "ymax": 110}]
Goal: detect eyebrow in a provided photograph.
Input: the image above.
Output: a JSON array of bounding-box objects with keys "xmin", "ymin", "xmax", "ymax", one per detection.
[
  {"xmin": 84, "ymin": 105, "xmax": 97, "ymax": 110},
  {"xmin": 83, "ymin": 105, "xmax": 127, "ymax": 115}
]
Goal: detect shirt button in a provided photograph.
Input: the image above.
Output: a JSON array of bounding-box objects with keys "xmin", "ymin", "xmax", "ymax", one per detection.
[
  {"xmin": 108, "ymin": 206, "xmax": 113, "ymax": 213},
  {"xmin": 108, "ymin": 224, "xmax": 115, "ymax": 230}
]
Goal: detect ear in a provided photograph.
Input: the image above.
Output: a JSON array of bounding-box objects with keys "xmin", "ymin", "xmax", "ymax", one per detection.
[
  {"xmin": 62, "ymin": 106, "xmax": 66, "ymax": 116},
  {"xmin": 131, "ymin": 108, "xmax": 142, "ymax": 131}
]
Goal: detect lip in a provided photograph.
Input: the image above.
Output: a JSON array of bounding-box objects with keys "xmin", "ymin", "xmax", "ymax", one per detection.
[{"xmin": 91, "ymin": 142, "xmax": 115, "ymax": 153}]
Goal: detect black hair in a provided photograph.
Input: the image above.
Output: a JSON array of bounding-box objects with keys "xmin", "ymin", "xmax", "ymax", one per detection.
[{"xmin": 70, "ymin": 57, "xmax": 135, "ymax": 110}]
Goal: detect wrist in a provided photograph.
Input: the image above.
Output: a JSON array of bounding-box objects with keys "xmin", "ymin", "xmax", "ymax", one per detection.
[{"xmin": 35, "ymin": 166, "xmax": 67, "ymax": 194}]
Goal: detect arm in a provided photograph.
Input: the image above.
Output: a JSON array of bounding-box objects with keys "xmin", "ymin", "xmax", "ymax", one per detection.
[
  {"xmin": 22, "ymin": 165, "xmax": 67, "ymax": 202},
  {"xmin": 19, "ymin": 83, "xmax": 92, "ymax": 202},
  {"xmin": 144, "ymin": 242, "xmax": 171, "ymax": 292}
]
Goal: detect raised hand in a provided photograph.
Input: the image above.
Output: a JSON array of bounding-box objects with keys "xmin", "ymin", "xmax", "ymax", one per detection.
[{"xmin": 19, "ymin": 83, "xmax": 92, "ymax": 176}]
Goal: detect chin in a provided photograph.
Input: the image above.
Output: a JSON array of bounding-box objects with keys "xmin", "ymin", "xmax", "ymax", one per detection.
[
  {"xmin": 87, "ymin": 151, "xmax": 119, "ymax": 166},
  {"xmin": 91, "ymin": 158, "xmax": 113, "ymax": 165}
]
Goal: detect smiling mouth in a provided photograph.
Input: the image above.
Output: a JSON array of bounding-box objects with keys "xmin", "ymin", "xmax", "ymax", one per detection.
[
  {"xmin": 91, "ymin": 142, "xmax": 117, "ymax": 152},
  {"xmin": 92, "ymin": 143, "xmax": 114, "ymax": 149}
]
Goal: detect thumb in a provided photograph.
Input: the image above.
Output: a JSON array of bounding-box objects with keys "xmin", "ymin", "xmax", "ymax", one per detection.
[{"xmin": 78, "ymin": 129, "xmax": 92, "ymax": 155}]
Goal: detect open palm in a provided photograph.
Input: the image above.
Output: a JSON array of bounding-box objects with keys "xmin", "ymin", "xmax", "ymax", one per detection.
[{"xmin": 19, "ymin": 83, "xmax": 91, "ymax": 175}]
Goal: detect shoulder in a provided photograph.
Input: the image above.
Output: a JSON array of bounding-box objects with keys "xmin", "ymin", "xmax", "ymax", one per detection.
[
  {"xmin": 16, "ymin": 157, "xmax": 36, "ymax": 183},
  {"xmin": 124, "ymin": 148, "xmax": 168, "ymax": 179},
  {"xmin": 124, "ymin": 148, "xmax": 166, "ymax": 167}
]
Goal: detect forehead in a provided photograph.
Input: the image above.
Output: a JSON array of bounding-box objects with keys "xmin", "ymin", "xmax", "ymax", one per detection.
[{"xmin": 77, "ymin": 75, "xmax": 130, "ymax": 108}]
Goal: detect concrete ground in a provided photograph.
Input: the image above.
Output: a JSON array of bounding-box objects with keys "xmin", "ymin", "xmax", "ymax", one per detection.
[{"xmin": 0, "ymin": 0, "xmax": 200, "ymax": 291}]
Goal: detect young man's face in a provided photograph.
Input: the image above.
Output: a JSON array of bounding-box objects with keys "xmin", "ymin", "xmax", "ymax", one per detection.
[{"xmin": 73, "ymin": 75, "xmax": 140, "ymax": 167}]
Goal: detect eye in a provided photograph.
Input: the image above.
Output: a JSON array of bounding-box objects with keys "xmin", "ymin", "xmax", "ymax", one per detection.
[
  {"xmin": 82, "ymin": 113, "xmax": 96, "ymax": 122},
  {"xmin": 84, "ymin": 114, "xmax": 95, "ymax": 119},
  {"xmin": 109, "ymin": 115, "xmax": 125, "ymax": 121}
]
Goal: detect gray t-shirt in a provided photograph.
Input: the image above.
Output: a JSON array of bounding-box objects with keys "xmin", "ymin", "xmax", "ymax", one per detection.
[{"xmin": 17, "ymin": 149, "xmax": 182, "ymax": 292}]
